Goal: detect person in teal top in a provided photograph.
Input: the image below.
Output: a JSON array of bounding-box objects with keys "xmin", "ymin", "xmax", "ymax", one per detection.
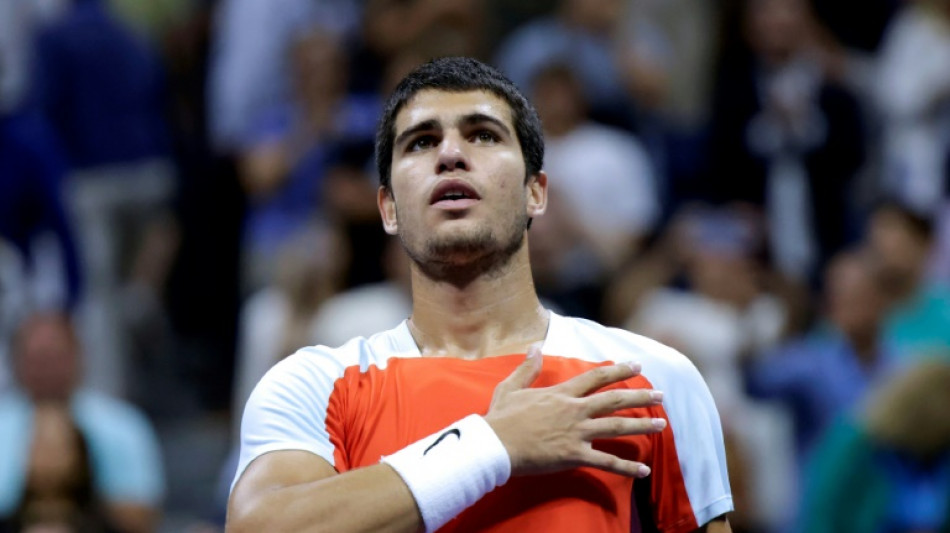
[
  {"xmin": 885, "ymin": 283, "xmax": 950, "ymax": 362},
  {"xmin": 799, "ymin": 359, "xmax": 950, "ymax": 533},
  {"xmin": 865, "ymin": 201, "xmax": 950, "ymax": 364}
]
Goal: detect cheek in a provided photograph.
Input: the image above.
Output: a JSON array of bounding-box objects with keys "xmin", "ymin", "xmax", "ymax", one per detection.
[{"xmin": 487, "ymin": 153, "xmax": 526, "ymax": 192}]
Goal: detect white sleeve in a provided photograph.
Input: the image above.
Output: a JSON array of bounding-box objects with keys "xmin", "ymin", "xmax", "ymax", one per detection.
[
  {"xmin": 230, "ymin": 349, "xmax": 342, "ymax": 492},
  {"xmin": 648, "ymin": 347, "xmax": 734, "ymax": 528}
]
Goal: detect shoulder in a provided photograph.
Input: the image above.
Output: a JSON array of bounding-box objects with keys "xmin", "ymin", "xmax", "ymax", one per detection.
[
  {"xmin": 73, "ymin": 390, "xmax": 152, "ymax": 427},
  {"xmin": 546, "ymin": 313, "xmax": 701, "ymax": 384},
  {"xmin": 71, "ymin": 390, "xmax": 160, "ymax": 445},
  {"xmin": 922, "ymin": 283, "xmax": 950, "ymax": 305},
  {"xmin": 249, "ymin": 322, "xmax": 417, "ymax": 406},
  {"xmin": 234, "ymin": 323, "xmax": 417, "ymax": 483}
]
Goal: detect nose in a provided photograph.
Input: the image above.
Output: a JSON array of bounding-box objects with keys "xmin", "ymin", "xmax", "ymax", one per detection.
[{"xmin": 436, "ymin": 132, "xmax": 470, "ymax": 174}]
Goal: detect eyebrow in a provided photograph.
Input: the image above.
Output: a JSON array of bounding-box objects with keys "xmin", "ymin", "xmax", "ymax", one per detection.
[
  {"xmin": 394, "ymin": 113, "xmax": 513, "ymax": 150},
  {"xmin": 394, "ymin": 119, "xmax": 439, "ymax": 150},
  {"xmin": 459, "ymin": 113, "xmax": 512, "ymax": 137}
]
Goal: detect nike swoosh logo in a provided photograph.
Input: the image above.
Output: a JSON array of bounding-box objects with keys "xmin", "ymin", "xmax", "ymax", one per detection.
[{"xmin": 423, "ymin": 428, "xmax": 461, "ymax": 455}]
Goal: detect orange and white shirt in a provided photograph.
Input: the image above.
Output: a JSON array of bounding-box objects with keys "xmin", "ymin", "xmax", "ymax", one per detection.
[{"xmin": 233, "ymin": 312, "xmax": 733, "ymax": 532}]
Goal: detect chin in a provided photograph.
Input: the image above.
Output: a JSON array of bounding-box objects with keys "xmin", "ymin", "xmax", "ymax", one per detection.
[{"xmin": 425, "ymin": 230, "xmax": 496, "ymax": 261}]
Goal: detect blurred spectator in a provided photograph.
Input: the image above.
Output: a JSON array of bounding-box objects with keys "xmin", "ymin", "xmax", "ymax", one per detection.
[
  {"xmin": 31, "ymin": 0, "xmax": 179, "ymax": 398},
  {"xmin": 792, "ymin": 0, "xmax": 899, "ymax": 104},
  {"xmin": 0, "ymin": 403, "xmax": 121, "ymax": 533},
  {"xmin": 33, "ymin": 0, "xmax": 170, "ymax": 169},
  {"xmin": 231, "ymin": 223, "xmax": 345, "ymax": 423},
  {"xmin": 106, "ymin": 0, "xmax": 198, "ymax": 44},
  {"xmin": 159, "ymin": 0, "xmax": 247, "ymax": 415},
  {"xmin": 207, "ymin": 0, "xmax": 359, "ymax": 151},
  {"xmin": 0, "ymin": 0, "xmax": 70, "ymax": 112},
  {"xmin": 525, "ymin": 183, "xmax": 583, "ymax": 318},
  {"xmin": 800, "ymin": 359, "xmax": 950, "ymax": 533},
  {"xmin": 621, "ymin": 0, "xmax": 715, "ymax": 124},
  {"xmin": 322, "ymin": 139, "xmax": 390, "ymax": 289},
  {"xmin": 527, "ymin": 63, "xmax": 659, "ymax": 318},
  {"xmin": 744, "ymin": 248, "xmax": 897, "ymax": 529},
  {"xmin": 237, "ymin": 28, "xmax": 379, "ymax": 289},
  {"xmin": 874, "ymin": 0, "xmax": 950, "ymax": 214},
  {"xmin": 0, "ymin": 111, "xmax": 82, "ymax": 390},
  {"xmin": 624, "ymin": 206, "xmax": 792, "ymax": 531},
  {"xmin": 707, "ymin": 0, "xmax": 865, "ymax": 283},
  {"xmin": 350, "ymin": 0, "xmax": 487, "ymax": 95},
  {"xmin": 0, "ymin": 313, "xmax": 164, "ymax": 533},
  {"xmin": 621, "ymin": 0, "xmax": 722, "ymax": 213},
  {"xmin": 494, "ymin": 0, "xmax": 670, "ymax": 131},
  {"xmin": 627, "ymin": 207, "xmax": 786, "ymax": 408},
  {"xmin": 808, "ymin": 0, "xmax": 898, "ymax": 54},
  {"xmin": 746, "ymin": 249, "xmax": 896, "ymax": 459},
  {"xmin": 309, "ymin": 237, "xmax": 412, "ymax": 349},
  {"xmin": 866, "ymin": 201, "xmax": 950, "ymax": 362}
]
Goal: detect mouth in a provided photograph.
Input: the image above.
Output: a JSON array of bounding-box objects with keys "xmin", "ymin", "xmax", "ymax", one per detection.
[{"xmin": 429, "ymin": 179, "xmax": 481, "ymax": 209}]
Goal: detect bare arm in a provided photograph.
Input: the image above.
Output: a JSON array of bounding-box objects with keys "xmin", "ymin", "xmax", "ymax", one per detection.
[
  {"xmin": 696, "ymin": 515, "xmax": 732, "ymax": 533},
  {"xmin": 227, "ymin": 452, "xmax": 422, "ymax": 533},
  {"xmin": 227, "ymin": 348, "xmax": 663, "ymax": 532}
]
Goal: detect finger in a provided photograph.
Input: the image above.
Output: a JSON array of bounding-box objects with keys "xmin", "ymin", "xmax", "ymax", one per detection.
[
  {"xmin": 556, "ymin": 361, "xmax": 641, "ymax": 397},
  {"xmin": 581, "ymin": 416, "xmax": 667, "ymax": 440},
  {"xmin": 494, "ymin": 344, "xmax": 543, "ymax": 397},
  {"xmin": 583, "ymin": 389, "xmax": 664, "ymax": 417},
  {"xmin": 579, "ymin": 449, "xmax": 652, "ymax": 478}
]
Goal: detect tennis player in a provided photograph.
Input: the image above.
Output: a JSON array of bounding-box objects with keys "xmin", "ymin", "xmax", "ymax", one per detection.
[{"xmin": 227, "ymin": 57, "xmax": 733, "ymax": 533}]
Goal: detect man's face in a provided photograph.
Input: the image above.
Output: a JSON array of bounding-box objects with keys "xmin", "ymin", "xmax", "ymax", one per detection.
[
  {"xmin": 825, "ymin": 256, "xmax": 887, "ymax": 335},
  {"xmin": 745, "ymin": 0, "xmax": 808, "ymax": 64},
  {"xmin": 15, "ymin": 318, "xmax": 80, "ymax": 402},
  {"xmin": 868, "ymin": 210, "xmax": 930, "ymax": 284},
  {"xmin": 379, "ymin": 89, "xmax": 546, "ymax": 281}
]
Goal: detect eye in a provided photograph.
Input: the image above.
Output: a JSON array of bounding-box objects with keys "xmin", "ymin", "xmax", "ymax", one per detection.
[
  {"xmin": 471, "ymin": 130, "xmax": 499, "ymax": 144},
  {"xmin": 408, "ymin": 135, "xmax": 437, "ymax": 152}
]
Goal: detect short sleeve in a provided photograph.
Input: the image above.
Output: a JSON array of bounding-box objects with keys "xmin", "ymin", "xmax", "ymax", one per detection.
[
  {"xmin": 542, "ymin": 315, "xmax": 734, "ymax": 531},
  {"xmin": 648, "ymin": 349, "xmax": 734, "ymax": 532},
  {"xmin": 231, "ymin": 348, "xmax": 343, "ymax": 492}
]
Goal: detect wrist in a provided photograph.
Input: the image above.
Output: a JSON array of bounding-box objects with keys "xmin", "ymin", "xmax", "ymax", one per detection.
[{"xmin": 381, "ymin": 415, "xmax": 511, "ymax": 532}]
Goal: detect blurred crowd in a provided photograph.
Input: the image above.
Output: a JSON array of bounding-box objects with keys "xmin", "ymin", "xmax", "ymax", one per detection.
[{"xmin": 2, "ymin": 0, "xmax": 950, "ymax": 531}]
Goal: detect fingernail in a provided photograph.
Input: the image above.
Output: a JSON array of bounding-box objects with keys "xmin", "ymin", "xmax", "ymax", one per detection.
[
  {"xmin": 626, "ymin": 361, "xmax": 641, "ymax": 373},
  {"xmin": 652, "ymin": 418, "xmax": 667, "ymax": 430},
  {"xmin": 650, "ymin": 390, "xmax": 663, "ymax": 402},
  {"xmin": 638, "ymin": 465, "xmax": 651, "ymax": 477}
]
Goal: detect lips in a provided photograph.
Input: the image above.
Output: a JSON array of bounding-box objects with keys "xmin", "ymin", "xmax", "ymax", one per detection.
[{"xmin": 429, "ymin": 179, "xmax": 481, "ymax": 209}]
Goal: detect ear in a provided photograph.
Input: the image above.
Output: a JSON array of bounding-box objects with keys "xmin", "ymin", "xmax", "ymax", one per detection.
[
  {"xmin": 525, "ymin": 170, "xmax": 548, "ymax": 218},
  {"xmin": 378, "ymin": 186, "xmax": 398, "ymax": 235}
]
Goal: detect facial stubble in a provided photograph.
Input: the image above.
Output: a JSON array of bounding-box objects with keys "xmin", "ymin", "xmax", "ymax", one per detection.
[{"xmin": 397, "ymin": 203, "xmax": 529, "ymax": 287}]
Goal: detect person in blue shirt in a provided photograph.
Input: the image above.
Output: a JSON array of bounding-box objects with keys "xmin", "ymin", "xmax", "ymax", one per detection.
[
  {"xmin": 0, "ymin": 111, "xmax": 81, "ymax": 310},
  {"xmin": 745, "ymin": 248, "xmax": 895, "ymax": 460},
  {"xmin": 0, "ymin": 312, "xmax": 165, "ymax": 533},
  {"xmin": 32, "ymin": 0, "xmax": 169, "ymax": 169}
]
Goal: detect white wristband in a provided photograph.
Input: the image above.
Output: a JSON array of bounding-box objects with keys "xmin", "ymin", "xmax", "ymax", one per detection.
[{"xmin": 380, "ymin": 414, "xmax": 511, "ymax": 532}]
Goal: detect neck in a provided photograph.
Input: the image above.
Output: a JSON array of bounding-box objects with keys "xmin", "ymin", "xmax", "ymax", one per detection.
[{"xmin": 408, "ymin": 246, "xmax": 549, "ymax": 359}]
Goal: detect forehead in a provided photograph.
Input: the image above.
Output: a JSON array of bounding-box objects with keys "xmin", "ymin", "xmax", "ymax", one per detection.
[{"xmin": 394, "ymin": 89, "xmax": 515, "ymax": 133}]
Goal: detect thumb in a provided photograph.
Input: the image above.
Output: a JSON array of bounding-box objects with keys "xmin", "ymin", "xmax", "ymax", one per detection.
[{"xmin": 497, "ymin": 343, "xmax": 543, "ymax": 395}]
